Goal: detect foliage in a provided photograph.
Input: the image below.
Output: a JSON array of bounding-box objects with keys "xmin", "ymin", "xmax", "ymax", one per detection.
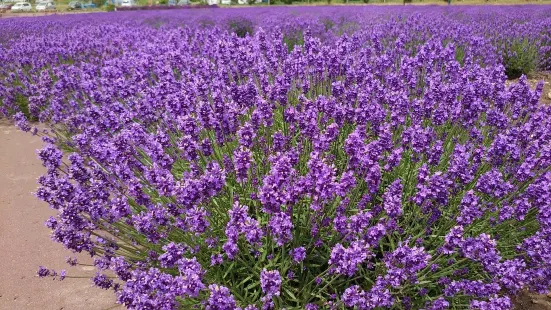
[
  {"xmin": 283, "ymin": 29, "xmax": 303, "ymax": 51},
  {"xmin": 228, "ymin": 17, "xmax": 255, "ymax": 37},
  {"xmin": 502, "ymin": 38, "xmax": 538, "ymax": 79}
]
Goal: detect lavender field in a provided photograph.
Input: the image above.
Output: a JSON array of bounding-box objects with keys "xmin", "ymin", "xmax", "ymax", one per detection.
[{"xmin": 2, "ymin": 5, "xmax": 551, "ymax": 310}]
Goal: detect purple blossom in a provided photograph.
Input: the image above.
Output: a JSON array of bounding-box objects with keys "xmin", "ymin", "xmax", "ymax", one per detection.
[
  {"xmin": 59, "ymin": 270, "xmax": 66, "ymax": 281},
  {"xmin": 444, "ymin": 280, "xmax": 501, "ymax": 298},
  {"xmin": 92, "ymin": 273, "xmax": 113, "ymax": 290},
  {"xmin": 383, "ymin": 179, "xmax": 403, "ymax": 218},
  {"xmin": 110, "ymin": 256, "xmax": 132, "ymax": 281},
  {"xmin": 176, "ymin": 257, "xmax": 206, "ymax": 297},
  {"xmin": 329, "ymin": 241, "xmax": 371, "ymax": 277},
  {"xmin": 305, "ymin": 304, "xmax": 318, "ymax": 310},
  {"xmin": 37, "ymin": 144, "xmax": 63, "ymax": 172},
  {"xmin": 206, "ymin": 284, "xmax": 236, "ymax": 310},
  {"xmin": 234, "ymin": 147, "xmax": 252, "ymax": 183},
  {"xmin": 211, "ymin": 254, "xmax": 224, "ymax": 266},
  {"xmin": 457, "ymin": 190, "xmax": 483, "ymax": 225},
  {"xmin": 13, "ymin": 112, "xmax": 30, "ymax": 132},
  {"xmin": 475, "ymin": 169, "xmax": 513, "ymax": 198},
  {"xmin": 118, "ymin": 268, "xmax": 181, "ymax": 309},
  {"xmin": 470, "ymin": 296, "xmax": 512, "ymax": 310},
  {"xmin": 260, "ymin": 269, "xmax": 281, "ymax": 297},
  {"xmin": 461, "ymin": 234, "xmax": 502, "ymax": 273},
  {"xmin": 342, "ymin": 279, "xmax": 394, "ymax": 310},
  {"xmin": 185, "ymin": 206, "xmax": 210, "ymax": 235},
  {"xmin": 37, "ymin": 266, "xmax": 50, "ymax": 278},
  {"xmin": 384, "ymin": 243, "xmax": 431, "ymax": 287},
  {"xmin": 425, "ymin": 298, "xmax": 449, "ymax": 310},
  {"xmin": 159, "ymin": 242, "xmax": 187, "ymax": 268},
  {"xmin": 269, "ymin": 212, "xmax": 293, "ymax": 246},
  {"xmin": 289, "ymin": 246, "xmax": 306, "ymax": 263}
]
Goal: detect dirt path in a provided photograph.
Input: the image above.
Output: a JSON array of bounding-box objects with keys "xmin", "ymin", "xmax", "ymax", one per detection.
[{"xmin": 0, "ymin": 119, "xmax": 118, "ymax": 310}]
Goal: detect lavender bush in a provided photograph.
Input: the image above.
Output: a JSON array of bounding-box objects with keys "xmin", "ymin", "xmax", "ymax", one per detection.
[{"xmin": 2, "ymin": 6, "xmax": 551, "ymax": 310}]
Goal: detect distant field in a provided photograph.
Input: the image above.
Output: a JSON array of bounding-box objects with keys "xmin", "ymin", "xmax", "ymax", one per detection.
[{"xmin": 1, "ymin": 0, "xmax": 551, "ymax": 16}]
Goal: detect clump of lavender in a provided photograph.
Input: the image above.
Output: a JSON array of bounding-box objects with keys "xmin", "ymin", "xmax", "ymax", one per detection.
[{"xmin": 3, "ymin": 6, "xmax": 551, "ymax": 310}]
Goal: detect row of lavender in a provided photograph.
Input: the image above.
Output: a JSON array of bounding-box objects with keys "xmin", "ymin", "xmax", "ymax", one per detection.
[{"xmin": 2, "ymin": 6, "xmax": 551, "ymax": 310}]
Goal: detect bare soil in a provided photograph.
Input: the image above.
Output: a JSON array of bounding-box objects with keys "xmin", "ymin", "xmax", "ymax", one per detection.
[
  {"xmin": 0, "ymin": 118, "xmax": 119, "ymax": 310},
  {"xmin": 514, "ymin": 291, "xmax": 551, "ymax": 310}
]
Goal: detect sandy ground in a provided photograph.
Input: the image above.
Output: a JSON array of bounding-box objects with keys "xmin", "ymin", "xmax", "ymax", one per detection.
[
  {"xmin": 0, "ymin": 118, "xmax": 119, "ymax": 310},
  {"xmin": 514, "ymin": 291, "xmax": 551, "ymax": 310}
]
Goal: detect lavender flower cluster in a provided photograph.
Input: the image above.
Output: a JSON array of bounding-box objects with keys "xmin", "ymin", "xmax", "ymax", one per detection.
[{"xmin": 2, "ymin": 5, "xmax": 551, "ymax": 310}]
